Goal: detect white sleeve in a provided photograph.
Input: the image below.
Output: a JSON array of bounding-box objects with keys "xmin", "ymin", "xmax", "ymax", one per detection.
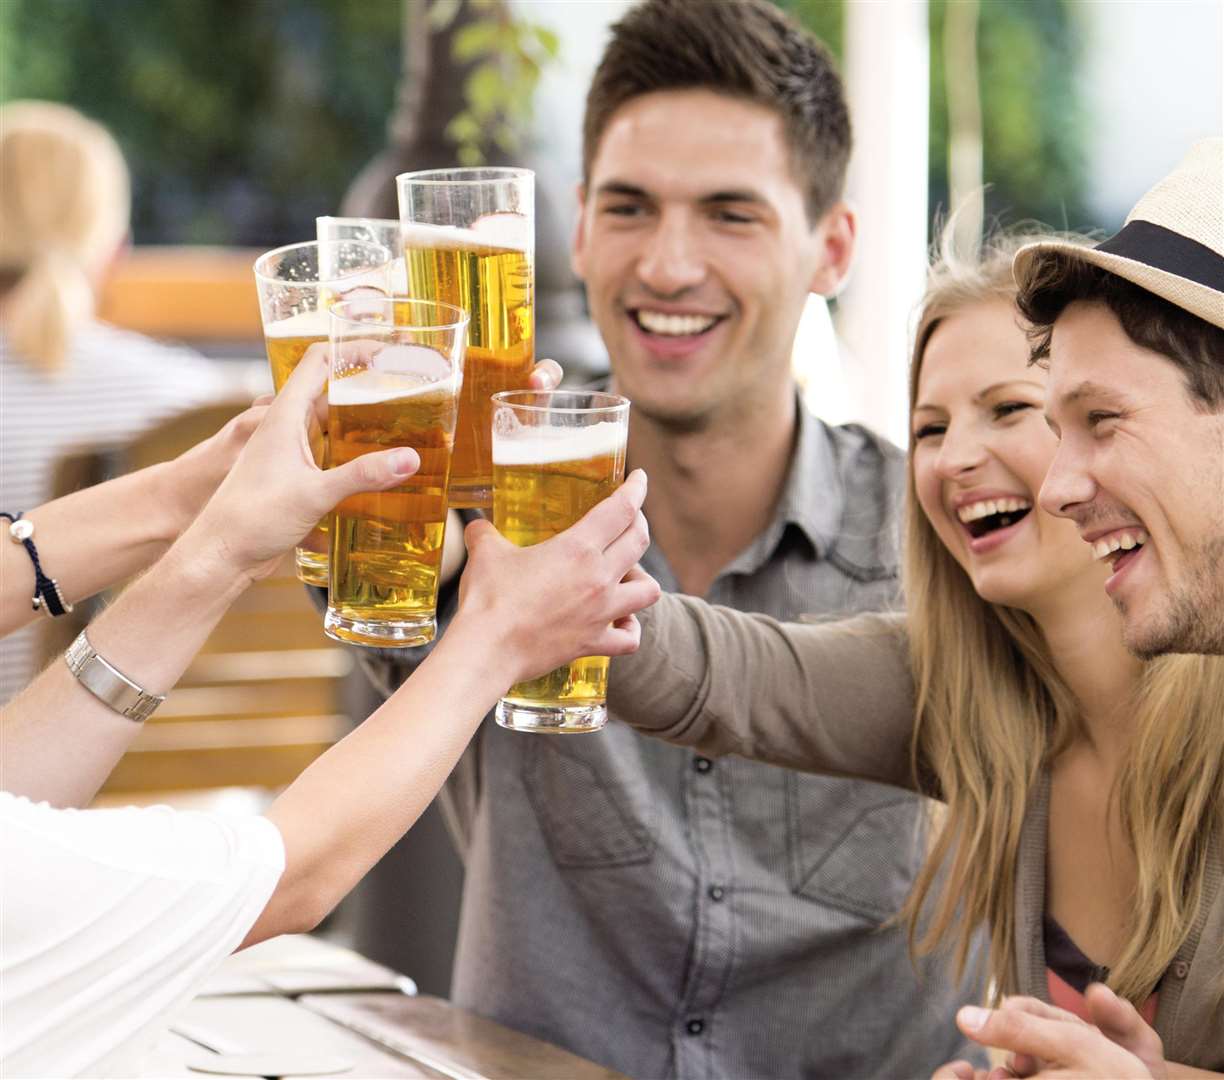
[{"xmin": 0, "ymin": 792, "xmax": 285, "ymax": 1078}]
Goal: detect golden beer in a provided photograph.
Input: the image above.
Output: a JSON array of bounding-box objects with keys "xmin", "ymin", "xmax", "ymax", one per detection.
[
  {"xmin": 402, "ymin": 221, "xmax": 534, "ymax": 509},
  {"xmin": 325, "ymin": 370, "xmax": 457, "ymax": 648},
  {"xmin": 493, "ymin": 407, "xmax": 629, "ymax": 732},
  {"xmin": 263, "ymin": 309, "xmax": 328, "ymax": 391}
]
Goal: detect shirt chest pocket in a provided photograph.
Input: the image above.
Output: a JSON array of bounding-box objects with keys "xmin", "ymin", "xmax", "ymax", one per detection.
[
  {"xmin": 522, "ymin": 726, "xmax": 659, "ymax": 869},
  {"xmin": 785, "ymin": 771, "xmax": 926, "ymax": 925}
]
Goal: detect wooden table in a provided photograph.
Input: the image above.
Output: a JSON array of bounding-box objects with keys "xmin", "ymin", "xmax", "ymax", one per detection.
[{"xmin": 148, "ymin": 935, "xmax": 626, "ymax": 1080}]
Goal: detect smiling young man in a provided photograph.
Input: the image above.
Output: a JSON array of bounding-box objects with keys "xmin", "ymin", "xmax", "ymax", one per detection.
[
  {"xmin": 358, "ymin": 1, "xmax": 983, "ymax": 1076},
  {"xmin": 1016, "ymin": 139, "xmax": 1224, "ymax": 658}
]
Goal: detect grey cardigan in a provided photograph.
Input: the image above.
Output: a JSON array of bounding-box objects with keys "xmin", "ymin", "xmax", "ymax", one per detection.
[{"xmin": 608, "ymin": 594, "xmax": 1224, "ymax": 1070}]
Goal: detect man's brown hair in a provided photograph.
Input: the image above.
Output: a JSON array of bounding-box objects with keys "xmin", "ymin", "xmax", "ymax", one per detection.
[
  {"xmin": 1016, "ymin": 251, "xmax": 1224, "ymax": 411},
  {"xmin": 582, "ymin": 0, "xmax": 851, "ymax": 222}
]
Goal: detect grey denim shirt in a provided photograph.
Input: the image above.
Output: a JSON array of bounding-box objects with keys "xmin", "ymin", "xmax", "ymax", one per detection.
[{"xmin": 358, "ymin": 399, "xmax": 986, "ymax": 1079}]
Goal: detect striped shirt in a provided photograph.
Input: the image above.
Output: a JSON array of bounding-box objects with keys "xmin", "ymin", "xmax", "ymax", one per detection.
[{"xmin": 0, "ymin": 323, "xmax": 236, "ymax": 702}]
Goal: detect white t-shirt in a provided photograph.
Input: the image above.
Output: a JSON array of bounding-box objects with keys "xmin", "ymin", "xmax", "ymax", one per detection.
[{"xmin": 0, "ymin": 792, "xmax": 285, "ymax": 1078}]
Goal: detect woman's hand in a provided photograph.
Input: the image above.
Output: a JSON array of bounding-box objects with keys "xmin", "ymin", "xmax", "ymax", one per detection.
[
  {"xmin": 451, "ymin": 469, "xmax": 660, "ymax": 688},
  {"xmin": 159, "ymin": 399, "xmax": 270, "ymax": 536},
  {"xmin": 179, "ymin": 343, "xmax": 420, "ymax": 583},
  {"xmin": 933, "ymin": 991, "xmax": 1164, "ymax": 1079}
]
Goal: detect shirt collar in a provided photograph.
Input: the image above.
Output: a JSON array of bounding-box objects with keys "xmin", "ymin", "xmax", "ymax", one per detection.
[
  {"xmin": 772, "ymin": 397, "xmax": 845, "ymax": 558},
  {"xmin": 716, "ymin": 396, "xmax": 846, "ymax": 578}
]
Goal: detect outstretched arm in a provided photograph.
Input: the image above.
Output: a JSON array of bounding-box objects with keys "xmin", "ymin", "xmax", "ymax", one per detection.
[
  {"xmin": 609, "ymin": 594, "xmax": 920, "ymax": 791},
  {"xmin": 0, "ymin": 403, "xmax": 265, "ymax": 639},
  {"xmin": 245, "ymin": 472, "xmax": 658, "ymax": 947},
  {"xmin": 0, "ymin": 350, "xmax": 415, "ymax": 806}
]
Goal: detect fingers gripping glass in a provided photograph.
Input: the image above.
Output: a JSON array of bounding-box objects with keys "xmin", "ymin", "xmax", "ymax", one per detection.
[{"xmin": 491, "ymin": 390, "xmax": 630, "ymax": 733}]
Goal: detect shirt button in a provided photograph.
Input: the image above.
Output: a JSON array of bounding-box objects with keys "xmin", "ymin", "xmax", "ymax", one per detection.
[
  {"xmin": 693, "ymin": 756, "xmax": 713, "ymax": 774},
  {"xmin": 708, "ymin": 885, "xmax": 725, "ymax": 902},
  {"xmin": 1172, "ymin": 960, "xmax": 1190, "ymax": 979},
  {"xmin": 686, "ymin": 1018, "xmax": 705, "ymax": 1036}
]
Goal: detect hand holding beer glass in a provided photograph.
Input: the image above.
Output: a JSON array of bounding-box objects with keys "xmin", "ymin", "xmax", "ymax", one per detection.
[
  {"xmin": 324, "ymin": 298, "xmax": 468, "ymax": 648},
  {"xmin": 397, "ymin": 168, "xmax": 534, "ymax": 509},
  {"xmin": 253, "ymin": 239, "xmax": 392, "ymax": 585},
  {"xmin": 492, "ymin": 390, "xmax": 631, "ymax": 732}
]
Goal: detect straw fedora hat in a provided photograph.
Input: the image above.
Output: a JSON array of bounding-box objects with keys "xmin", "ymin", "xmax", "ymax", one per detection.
[{"xmin": 1013, "ymin": 137, "xmax": 1224, "ymax": 331}]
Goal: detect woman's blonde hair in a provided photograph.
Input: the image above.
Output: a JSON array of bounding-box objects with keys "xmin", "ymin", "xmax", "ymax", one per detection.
[
  {"xmin": 898, "ymin": 225, "xmax": 1224, "ymax": 1004},
  {"xmin": 0, "ymin": 101, "xmax": 130, "ymax": 373}
]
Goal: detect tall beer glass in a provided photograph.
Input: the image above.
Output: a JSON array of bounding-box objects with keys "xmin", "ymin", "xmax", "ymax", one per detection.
[
  {"xmin": 253, "ymin": 239, "xmax": 391, "ymax": 585},
  {"xmin": 492, "ymin": 390, "xmax": 630, "ymax": 733},
  {"xmin": 325, "ymin": 297, "xmax": 468, "ymax": 648},
  {"xmin": 397, "ymin": 168, "xmax": 534, "ymax": 509}
]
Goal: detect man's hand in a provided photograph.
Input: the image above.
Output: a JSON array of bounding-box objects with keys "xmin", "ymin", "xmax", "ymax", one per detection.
[
  {"xmin": 935, "ymin": 994, "xmax": 1163, "ymax": 1079},
  {"xmin": 453, "ymin": 469, "xmax": 660, "ymax": 688},
  {"xmin": 529, "ymin": 358, "xmax": 562, "ymax": 390}
]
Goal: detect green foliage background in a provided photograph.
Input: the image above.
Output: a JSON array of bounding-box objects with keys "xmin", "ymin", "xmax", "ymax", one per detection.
[
  {"xmin": 927, "ymin": 0, "xmax": 1089, "ymax": 234},
  {"xmin": 0, "ymin": 0, "xmax": 1089, "ymax": 245},
  {"xmin": 0, "ymin": 0, "xmax": 401, "ymax": 245}
]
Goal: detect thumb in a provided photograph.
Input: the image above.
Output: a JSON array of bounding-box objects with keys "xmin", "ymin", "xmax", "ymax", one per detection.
[
  {"xmin": 1084, "ymin": 983, "xmax": 1161, "ymax": 1067},
  {"xmin": 323, "ymin": 446, "xmax": 419, "ymax": 504},
  {"xmin": 1084, "ymin": 983, "xmax": 1137, "ymax": 1035},
  {"xmin": 463, "ymin": 517, "xmax": 501, "ymax": 555}
]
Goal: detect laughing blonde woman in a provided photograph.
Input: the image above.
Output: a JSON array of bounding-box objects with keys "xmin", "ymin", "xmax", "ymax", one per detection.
[{"xmin": 607, "ymin": 231, "xmax": 1224, "ymax": 1077}]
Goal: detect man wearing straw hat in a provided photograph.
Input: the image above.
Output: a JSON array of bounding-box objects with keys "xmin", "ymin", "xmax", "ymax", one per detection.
[{"xmin": 1015, "ymin": 138, "xmax": 1224, "ymax": 659}]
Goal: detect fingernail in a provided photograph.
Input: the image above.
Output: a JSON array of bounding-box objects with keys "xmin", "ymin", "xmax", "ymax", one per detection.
[
  {"xmin": 958, "ymin": 1006, "xmax": 989, "ymax": 1032},
  {"xmin": 389, "ymin": 448, "xmax": 419, "ymax": 476}
]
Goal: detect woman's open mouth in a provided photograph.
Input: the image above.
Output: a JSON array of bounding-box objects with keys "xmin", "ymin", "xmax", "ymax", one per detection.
[{"xmin": 957, "ymin": 497, "xmax": 1033, "ymax": 540}]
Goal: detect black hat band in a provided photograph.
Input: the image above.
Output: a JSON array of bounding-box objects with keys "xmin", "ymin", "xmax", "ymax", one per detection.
[{"xmin": 1095, "ymin": 220, "xmax": 1224, "ymax": 292}]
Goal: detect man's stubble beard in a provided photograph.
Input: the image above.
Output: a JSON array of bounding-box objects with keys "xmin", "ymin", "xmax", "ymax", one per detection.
[{"xmin": 1125, "ymin": 533, "xmax": 1224, "ymax": 658}]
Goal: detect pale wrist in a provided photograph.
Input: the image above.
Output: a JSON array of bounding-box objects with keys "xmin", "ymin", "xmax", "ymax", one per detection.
[
  {"xmin": 440, "ymin": 610, "xmax": 521, "ymax": 691},
  {"xmin": 162, "ymin": 526, "xmax": 257, "ymax": 605},
  {"xmin": 147, "ymin": 460, "xmax": 198, "ymax": 543}
]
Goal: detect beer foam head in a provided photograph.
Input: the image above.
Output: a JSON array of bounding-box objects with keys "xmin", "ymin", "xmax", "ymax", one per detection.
[
  {"xmin": 401, "ymin": 212, "xmax": 532, "ymax": 256},
  {"xmin": 330, "ymin": 345, "xmax": 454, "ymax": 405},
  {"xmin": 265, "ymin": 308, "xmax": 330, "ymax": 339},
  {"xmin": 492, "ymin": 419, "xmax": 626, "ymax": 465}
]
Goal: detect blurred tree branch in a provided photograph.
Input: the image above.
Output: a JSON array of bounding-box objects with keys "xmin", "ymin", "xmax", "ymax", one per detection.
[
  {"xmin": 427, "ymin": 0, "xmax": 560, "ymax": 166},
  {"xmin": 944, "ymin": 0, "xmax": 983, "ymax": 256}
]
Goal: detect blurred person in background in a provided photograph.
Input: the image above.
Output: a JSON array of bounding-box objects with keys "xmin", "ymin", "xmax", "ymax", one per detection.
[
  {"xmin": 355, "ymin": 1, "xmax": 984, "ymax": 1076},
  {"xmin": 0, "ymin": 100, "xmax": 238, "ymax": 703},
  {"xmin": 1, "ymin": 346, "xmax": 657, "ymax": 1077}
]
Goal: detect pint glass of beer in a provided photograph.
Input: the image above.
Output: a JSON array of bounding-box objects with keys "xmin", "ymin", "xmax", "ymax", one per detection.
[
  {"xmin": 324, "ymin": 297, "xmax": 468, "ymax": 648},
  {"xmin": 253, "ymin": 239, "xmax": 391, "ymax": 585},
  {"xmin": 491, "ymin": 390, "xmax": 630, "ymax": 733},
  {"xmin": 397, "ymin": 168, "xmax": 534, "ymax": 510}
]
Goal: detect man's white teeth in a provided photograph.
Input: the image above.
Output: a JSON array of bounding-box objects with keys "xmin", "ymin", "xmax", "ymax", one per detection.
[
  {"xmin": 1092, "ymin": 529, "xmax": 1149, "ymax": 560},
  {"xmin": 957, "ymin": 497, "xmax": 1032, "ymax": 524},
  {"xmin": 636, "ymin": 310, "xmax": 718, "ymax": 336}
]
